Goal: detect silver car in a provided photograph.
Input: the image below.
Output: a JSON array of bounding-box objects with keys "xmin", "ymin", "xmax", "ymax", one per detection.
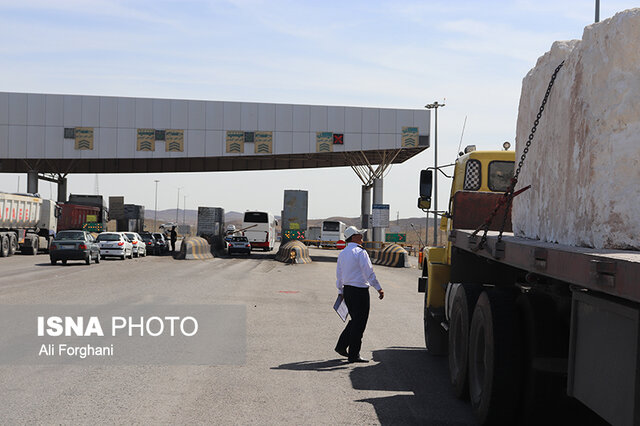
[{"xmin": 124, "ymin": 232, "xmax": 146, "ymax": 258}]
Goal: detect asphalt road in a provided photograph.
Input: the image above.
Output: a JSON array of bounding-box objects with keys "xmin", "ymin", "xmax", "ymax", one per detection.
[{"xmin": 0, "ymin": 245, "xmax": 477, "ymax": 425}]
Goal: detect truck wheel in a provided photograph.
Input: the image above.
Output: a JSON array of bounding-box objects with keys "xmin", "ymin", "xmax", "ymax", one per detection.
[
  {"xmin": 468, "ymin": 289, "xmax": 522, "ymax": 425},
  {"xmin": 8, "ymin": 234, "xmax": 17, "ymax": 256},
  {"xmin": 424, "ymin": 290, "xmax": 447, "ymax": 356},
  {"xmin": 50, "ymin": 259, "xmax": 56, "ymax": 265},
  {"xmin": 448, "ymin": 283, "xmax": 482, "ymax": 399},
  {"xmin": 0, "ymin": 235, "xmax": 9, "ymax": 257}
]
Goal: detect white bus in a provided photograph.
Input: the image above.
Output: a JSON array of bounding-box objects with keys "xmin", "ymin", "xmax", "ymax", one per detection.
[
  {"xmin": 242, "ymin": 211, "xmax": 277, "ymax": 251},
  {"xmin": 321, "ymin": 220, "xmax": 346, "ymax": 245}
]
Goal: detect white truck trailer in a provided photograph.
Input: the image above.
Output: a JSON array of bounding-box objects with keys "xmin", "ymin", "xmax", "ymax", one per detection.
[{"xmin": 0, "ymin": 192, "xmax": 57, "ymax": 256}]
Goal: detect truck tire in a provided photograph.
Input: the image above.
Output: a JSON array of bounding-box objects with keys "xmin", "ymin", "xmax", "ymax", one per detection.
[
  {"xmin": 468, "ymin": 288, "xmax": 522, "ymax": 425},
  {"xmin": 424, "ymin": 290, "xmax": 448, "ymax": 356},
  {"xmin": 448, "ymin": 283, "xmax": 482, "ymax": 399},
  {"xmin": 8, "ymin": 234, "xmax": 17, "ymax": 256},
  {"xmin": 0, "ymin": 235, "xmax": 9, "ymax": 257}
]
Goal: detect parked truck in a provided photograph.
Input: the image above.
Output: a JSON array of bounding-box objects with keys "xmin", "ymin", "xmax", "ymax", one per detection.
[
  {"xmin": 418, "ymin": 145, "xmax": 636, "ymax": 425},
  {"xmin": 68, "ymin": 194, "xmax": 108, "ymax": 230},
  {"xmin": 304, "ymin": 226, "xmax": 321, "ymax": 246},
  {"xmin": 197, "ymin": 207, "xmax": 225, "ymax": 251},
  {"xmin": 0, "ymin": 191, "xmax": 57, "ymax": 256},
  {"xmin": 57, "ymin": 203, "xmax": 101, "ymax": 232}
]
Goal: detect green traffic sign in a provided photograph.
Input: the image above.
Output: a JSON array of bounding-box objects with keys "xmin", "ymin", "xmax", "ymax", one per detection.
[{"xmin": 385, "ymin": 233, "xmax": 406, "ymax": 243}]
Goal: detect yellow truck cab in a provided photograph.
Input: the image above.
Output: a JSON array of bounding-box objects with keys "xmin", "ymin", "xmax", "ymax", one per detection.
[{"xmin": 418, "ymin": 146, "xmax": 515, "ymax": 355}]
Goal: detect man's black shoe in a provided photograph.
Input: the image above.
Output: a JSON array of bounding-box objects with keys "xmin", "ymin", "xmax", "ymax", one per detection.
[
  {"xmin": 348, "ymin": 356, "xmax": 369, "ymax": 363},
  {"xmin": 335, "ymin": 348, "xmax": 348, "ymax": 358}
]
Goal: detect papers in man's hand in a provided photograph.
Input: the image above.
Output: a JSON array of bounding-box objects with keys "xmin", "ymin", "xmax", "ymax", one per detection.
[{"xmin": 333, "ymin": 295, "xmax": 348, "ymax": 322}]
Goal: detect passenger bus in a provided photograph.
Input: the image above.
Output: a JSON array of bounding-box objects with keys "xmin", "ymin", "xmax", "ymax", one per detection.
[
  {"xmin": 320, "ymin": 220, "xmax": 346, "ymax": 246},
  {"xmin": 242, "ymin": 211, "xmax": 277, "ymax": 251}
]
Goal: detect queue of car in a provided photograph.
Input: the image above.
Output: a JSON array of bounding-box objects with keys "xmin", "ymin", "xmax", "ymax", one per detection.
[{"xmin": 49, "ymin": 230, "xmax": 169, "ymax": 266}]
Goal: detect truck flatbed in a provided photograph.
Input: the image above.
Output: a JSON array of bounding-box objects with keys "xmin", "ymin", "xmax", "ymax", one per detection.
[{"xmin": 450, "ymin": 229, "xmax": 640, "ymax": 304}]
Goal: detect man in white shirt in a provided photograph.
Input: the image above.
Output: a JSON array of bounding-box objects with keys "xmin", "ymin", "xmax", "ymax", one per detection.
[{"xmin": 335, "ymin": 226, "xmax": 384, "ymax": 363}]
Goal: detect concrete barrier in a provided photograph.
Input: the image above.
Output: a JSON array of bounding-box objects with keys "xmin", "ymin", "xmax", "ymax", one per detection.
[
  {"xmin": 175, "ymin": 237, "xmax": 214, "ymax": 260},
  {"xmin": 275, "ymin": 240, "xmax": 312, "ymax": 264},
  {"xmin": 371, "ymin": 243, "xmax": 409, "ymax": 268}
]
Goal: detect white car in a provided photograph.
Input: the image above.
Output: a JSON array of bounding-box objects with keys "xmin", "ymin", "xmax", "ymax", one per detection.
[
  {"xmin": 124, "ymin": 232, "xmax": 146, "ymax": 258},
  {"xmin": 96, "ymin": 232, "xmax": 133, "ymax": 260}
]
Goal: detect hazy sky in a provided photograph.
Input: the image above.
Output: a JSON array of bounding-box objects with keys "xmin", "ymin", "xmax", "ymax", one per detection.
[{"xmin": 0, "ymin": 1, "xmax": 636, "ymax": 219}]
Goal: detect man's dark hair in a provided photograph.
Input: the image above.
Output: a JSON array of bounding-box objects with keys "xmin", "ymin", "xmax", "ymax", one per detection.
[{"xmin": 346, "ymin": 235, "xmax": 354, "ymax": 243}]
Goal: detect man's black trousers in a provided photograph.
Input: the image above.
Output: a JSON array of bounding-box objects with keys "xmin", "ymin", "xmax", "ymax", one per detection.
[{"xmin": 336, "ymin": 285, "xmax": 370, "ymax": 359}]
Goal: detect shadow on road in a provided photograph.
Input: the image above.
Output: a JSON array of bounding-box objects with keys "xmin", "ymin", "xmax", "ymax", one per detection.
[
  {"xmin": 350, "ymin": 346, "xmax": 476, "ymax": 425},
  {"xmin": 272, "ymin": 346, "xmax": 475, "ymax": 424},
  {"xmin": 309, "ymin": 255, "xmax": 338, "ymax": 263},
  {"xmin": 271, "ymin": 359, "xmax": 349, "ymax": 372}
]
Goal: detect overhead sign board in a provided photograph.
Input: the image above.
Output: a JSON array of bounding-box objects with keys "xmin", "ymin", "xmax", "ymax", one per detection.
[{"xmin": 372, "ymin": 204, "xmax": 390, "ymax": 228}]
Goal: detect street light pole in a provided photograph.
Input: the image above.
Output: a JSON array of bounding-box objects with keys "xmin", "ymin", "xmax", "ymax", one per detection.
[
  {"xmin": 595, "ymin": 0, "xmax": 600, "ymax": 22},
  {"xmin": 154, "ymin": 180, "xmax": 159, "ymax": 230},
  {"xmin": 426, "ymin": 101, "xmax": 445, "ymax": 247},
  {"xmin": 183, "ymin": 195, "xmax": 186, "ymax": 224},
  {"xmin": 176, "ymin": 187, "xmax": 181, "ymax": 223}
]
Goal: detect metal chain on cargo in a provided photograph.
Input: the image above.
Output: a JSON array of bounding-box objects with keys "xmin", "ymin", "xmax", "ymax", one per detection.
[{"xmin": 471, "ymin": 61, "xmax": 565, "ymax": 251}]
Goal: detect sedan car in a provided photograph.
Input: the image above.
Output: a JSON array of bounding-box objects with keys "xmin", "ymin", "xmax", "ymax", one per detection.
[
  {"xmin": 96, "ymin": 232, "xmax": 133, "ymax": 260},
  {"xmin": 50, "ymin": 230, "xmax": 100, "ymax": 265},
  {"xmin": 124, "ymin": 232, "xmax": 146, "ymax": 258},
  {"xmin": 139, "ymin": 232, "xmax": 158, "ymax": 255},
  {"xmin": 228, "ymin": 236, "xmax": 251, "ymax": 256},
  {"xmin": 153, "ymin": 233, "xmax": 169, "ymax": 254}
]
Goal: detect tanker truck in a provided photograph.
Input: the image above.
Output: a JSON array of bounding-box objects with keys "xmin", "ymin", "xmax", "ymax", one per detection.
[{"xmin": 0, "ymin": 191, "xmax": 57, "ymax": 256}]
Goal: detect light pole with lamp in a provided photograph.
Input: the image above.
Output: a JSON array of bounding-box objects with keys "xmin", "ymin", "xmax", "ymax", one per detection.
[
  {"xmin": 154, "ymin": 180, "xmax": 159, "ymax": 230},
  {"xmin": 176, "ymin": 187, "xmax": 182, "ymax": 223},
  {"xmin": 425, "ymin": 101, "xmax": 445, "ymax": 246},
  {"xmin": 183, "ymin": 195, "xmax": 187, "ymax": 224}
]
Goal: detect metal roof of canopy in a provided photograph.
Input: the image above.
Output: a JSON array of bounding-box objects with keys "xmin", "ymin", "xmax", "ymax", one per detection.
[{"xmin": 0, "ymin": 92, "xmax": 430, "ymax": 175}]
